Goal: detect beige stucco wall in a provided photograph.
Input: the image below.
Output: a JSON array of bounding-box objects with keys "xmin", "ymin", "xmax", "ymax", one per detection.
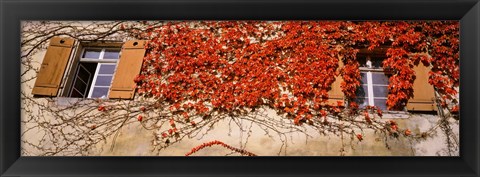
[
  {"xmin": 20, "ymin": 21, "xmax": 460, "ymax": 156},
  {"xmin": 90, "ymin": 113, "xmax": 458, "ymax": 156}
]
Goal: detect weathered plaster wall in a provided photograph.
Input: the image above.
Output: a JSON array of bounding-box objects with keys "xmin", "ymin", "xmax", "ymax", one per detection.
[{"xmin": 89, "ymin": 111, "xmax": 458, "ymax": 156}]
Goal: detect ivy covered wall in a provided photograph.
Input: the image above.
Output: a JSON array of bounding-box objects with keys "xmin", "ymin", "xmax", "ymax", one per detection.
[{"xmin": 21, "ymin": 21, "xmax": 459, "ymax": 156}]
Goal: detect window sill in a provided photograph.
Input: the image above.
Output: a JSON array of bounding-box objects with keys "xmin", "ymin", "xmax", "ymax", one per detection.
[
  {"xmin": 49, "ymin": 97, "xmax": 101, "ymax": 107},
  {"xmin": 380, "ymin": 111, "xmax": 411, "ymax": 119},
  {"xmin": 379, "ymin": 110, "xmax": 437, "ymax": 119}
]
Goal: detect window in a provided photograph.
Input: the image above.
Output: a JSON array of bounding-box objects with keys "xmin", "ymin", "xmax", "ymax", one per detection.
[
  {"xmin": 355, "ymin": 55, "xmax": 389, "ymax": 110},
  {"xmin": 32, "ymin": 37, "xmax": 147, "ymax": 99},
  {"xmin": 69, "ymin": 48, "xmax": 121, "ymax": 98}
]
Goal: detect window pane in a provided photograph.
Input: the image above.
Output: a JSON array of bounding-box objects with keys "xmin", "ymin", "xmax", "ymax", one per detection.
[
  {"xmin": 77, "ymin": 69, "xmax": 90, "ymax": 82},
  {"xmin": 73, "ymin": 78, "xmax": 87, "ymax": 93},
  {"xmin": 360, "ymin": 72, "xmax": 368, "ymax": 84},
  {"xmin": 71, "ymin": 89, "xmax": 84, "ymax": 98},
  {"xmin": 355, "ymin": 85, "xmax": 369, "ymax": 97},
  {"xmin": 373, "ymin": 86, "xmax": 388, "ymax": 98},
  {"xmin": 98, "ymin": 64, "xmax": 116, "ymax": 74},
  {"xmin": 77, "ymin": 71, "xmax": 90, "ymax": 85},
  {"xmin": 372, "ymin": 72, "xmax": 389, "ymax": 85},
  {"xmin": 95, "ymin": 76, "xmax": 113, "ymax": 86},
  {"xmin": 357, "ymin": 56, "xmax": 367, "ymax": 67},
  {"xmin": 91, "ymin": 87, "xmax": 109, "ymax": 98},
  {"xmin": 355, "ymin": 97, "xmax": 369, "ymax": 108},
  {"xmin": 103, "ymin": 49, "xmax": 121, "ymax": 59},
  {"xmin": 374, "ymin": 99, "xmax": 387, "ymax": 110},
  {"xmin": 371, "ymin": 57, "xmax": 384, "ymax": 68},
  {"xmin": 70, "ymin": 63, "xmax": 96, "ymax": 98},
  {"xmin": 83, "ymin": 49, "xmax": 102, "ymax": 59},
  {"xmin": 77, "ymin": 63, "xmax": 96, "ymax": 81}
]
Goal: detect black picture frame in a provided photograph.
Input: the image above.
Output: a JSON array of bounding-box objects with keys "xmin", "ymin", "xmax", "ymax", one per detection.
[{"xmin": 1, "ymin": 0, "xmax": 479, "ymax": 176}]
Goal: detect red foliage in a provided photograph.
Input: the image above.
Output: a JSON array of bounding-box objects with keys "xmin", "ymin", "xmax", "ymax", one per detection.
[
  {"xmin": 185, "ymin": 140, "xmax": 257, "ymax": 156},
  {"xmin": 364, "ymin": 111, "xmax": 372, "ymax": 124},
  {"xmin": 356, "ymin": 134, "xmax": 363, "ymax": 141},
  {"xmin": 128, "ymin": 21, "xmax": 459, "ymax": 127},
  {"xmin": 97, "ymin": 105, "xmax": 106, "ymax": 112},
  {"xmin": 341, "ymin": 58, "xmax": 361, "ymax": 100},
  {"xmin": 451, "ymin": 105, "xmax": 459, "ymax": 114},
  {"xmin": 404, "ymin": 129, "xmax": 412, "ymax": 136},
  {"xmin": 389, "ymin": 120, "xmax": 399, "ymax": 133}
]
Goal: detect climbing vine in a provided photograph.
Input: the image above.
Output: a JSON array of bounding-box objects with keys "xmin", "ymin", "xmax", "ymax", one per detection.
[
  {"xmin": 185, "ymin": 140, "xmax": 257, "ymax": 156},
  {"xmin": 127, "ymin": 21, "xmax": 459, "ymax": 139},
  {"xmin": 20, "ymin": 21, "xmax": 459, "ymax": 156}
]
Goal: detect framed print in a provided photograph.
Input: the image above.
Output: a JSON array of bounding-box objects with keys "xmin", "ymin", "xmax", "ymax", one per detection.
[
  {"xmin": 1, "ymin": 0, "xmax": 479, "ymax": 176},
  {"xmin": 18, "ymin": 20, "xmax": 461, "ymax": 157}
]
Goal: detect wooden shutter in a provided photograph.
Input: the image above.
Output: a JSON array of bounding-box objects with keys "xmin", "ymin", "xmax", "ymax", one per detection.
[
  {"xmin": 109, "ymin": 40, "xmax": 147, "ymax": 99},
  {"xmin": 31, "ymin": 37, "xmax": 75, "ymax": 96},
  {"xmin": 407, "ymin": 64, "xmax": 437, "ymax": 111},
  {"xmin": 327, "ymin": 59, "xmax": 345, "ymax": 106}
]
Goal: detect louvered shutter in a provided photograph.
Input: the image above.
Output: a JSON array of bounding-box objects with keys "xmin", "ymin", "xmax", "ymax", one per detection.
[
  {"xmin": 327, "ymin": 59, "xmax": 345, "ymax": 106},
  {"xmin": 407, "ymin": 64, "xmax": 437, "ymax": 111},
  {"xmin": 109, "ymin": 40, "xmax": 147, "ymax": 99},
  {"xmin": 32, "ymin": 37, "xmax": 75, "ymax": 96}
]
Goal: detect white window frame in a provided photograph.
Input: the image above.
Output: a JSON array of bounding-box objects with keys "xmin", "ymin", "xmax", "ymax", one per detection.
[
  {"xmin": 87, "ymin": 63, "xmax": 117, "ymax": 98},
  {"xmin": 69, "ymin": 47, "xmax": 121, "ymax": 98},
  {"xmin": 358, "ymin": 56, "xmax": 389, "ymax": 109},
  {"xmin": 68, "ymin": 64, "xmax": 93, "ymax": 98}
]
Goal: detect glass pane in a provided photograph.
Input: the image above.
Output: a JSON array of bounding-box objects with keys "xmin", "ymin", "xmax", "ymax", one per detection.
[
  {"xmin": 73, "ymin": 78, "xmax": 87, "ymax": 93},
  {"xmin": 371, "ymin": 57, "xmax": 384, "ymax": 68},
  {"xmin": 83, "ymin": 49, "xmax": 102, "ymax": 59},
  {"xmin": 77, "ymin": 66, "xmax": 92, "ymax": 83},
  {"xmin": 374, "ymin": 99, "xmax": 387, "ymax": 110},
  {"xmin": 357, "ymin": 56, "xmax": 367, "ymax": 67},
  {"xmin": 103, "ymin": 49, "xmax": 121, "ymax": 59},
  {"xmin": 373, "ymin": 86, "xmax": 388, "ymax": 97},
  {"xmin": 98, "ymin": 64, "xmax": 116, "ymax": 74},
  {"xmin": 360, "ymin": 72, "xmax": 368, "ymax": 84},
  {"xmin": 372, "ymin": 72, "xmax": 389, "ymax": 85},
  {"xmin": 355, "ymin": 85, "xmax": 369, "ymax": 97},
  {"xmin": 71, "ymin": 63, "xmax": 97, "ymax": 98},
  {"xmin": 95, "ymin": 76, "xmax": 113, "ymax": 86},
  {"xmin": 70, "ymin": 89, "xmax": 84, "ymax": 98},
  {"xmin": 91, "ymin": 87, "xmax": 109, "ymax": 98},
  {"xmin": 355, "ymin": 97, "xmax": 369, "ymax": 109}
]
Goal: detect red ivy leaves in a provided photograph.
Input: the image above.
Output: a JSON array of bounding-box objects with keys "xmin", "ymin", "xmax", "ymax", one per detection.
[
  {"xmin": 97, "ymin": 105, "xmax": 106, "ymax": 112},
  {"xmin": 404, "ymin": 129, "xmax": 412, "ymax": 136},
  {"xmin": 128, "ymin": 21, "xmax": 459, "ymax": 127},
  {"xmin": 383, "ymin": 48, "xmax": 415, "ymax": 110},
  {"xmin": 341, "ymin": 58, "xmax": 361, "ymax": 101},
  {"xmin": 185, "ymin": 140, "xmax": 257, "ymax": 156},
  {"xmin": 356, "ymin": 134, "xmax": 363, "ymax": 141}
]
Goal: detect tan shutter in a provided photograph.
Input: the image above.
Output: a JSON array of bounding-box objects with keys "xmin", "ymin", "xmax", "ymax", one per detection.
[
  {"xmin": 327, "ymin": 59, "xmax": 345, "ymax": 106},
  {"xmin": 109, "ymin": 40, "xmax": 147, "ymax": 99},
  {"xmin": 32, "ymin": 37, "xmax": 75, "ymax": 96},
  {"xmin": 407, "ymin": 64, "xmax": 437, "ymax": 111}
]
